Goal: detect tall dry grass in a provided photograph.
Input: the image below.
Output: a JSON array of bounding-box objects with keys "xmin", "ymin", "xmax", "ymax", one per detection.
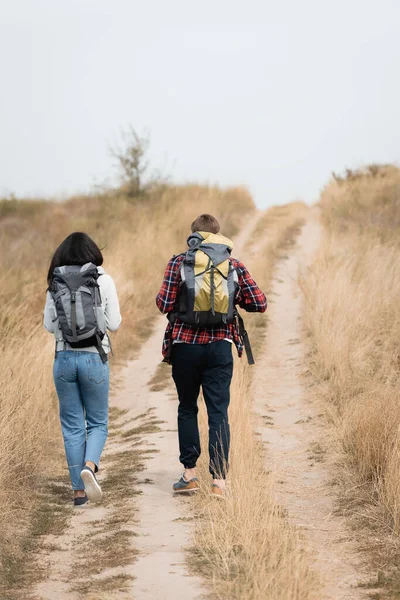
[
  {"xmin": 0, "ymin": 184, "xmax": 254, "ymax": 596},
  {"xmin": 303, "ymin": 167, "xmax": 400, "ymax": 584},
  {"xmin": 190, "ymin": 202, "xmax": 319, "ymax": 599}
]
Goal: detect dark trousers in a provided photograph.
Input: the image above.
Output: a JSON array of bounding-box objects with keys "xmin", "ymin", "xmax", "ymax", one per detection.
[{"xmin": 171, "ymin": 341, "xmax": 233, "ymax": 479}]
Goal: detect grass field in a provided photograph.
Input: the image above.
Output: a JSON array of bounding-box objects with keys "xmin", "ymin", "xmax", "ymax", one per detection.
[
  {"xmin": 0, "ymin": 184, "xmax": 254, "ymax": 597},
  {"xmin": 303, "ymin": 166, "xmax": 400, "ymax": 593},
  {"xmin": 6, "ymin": 167, "xmax": 399, "ymax": 598}
]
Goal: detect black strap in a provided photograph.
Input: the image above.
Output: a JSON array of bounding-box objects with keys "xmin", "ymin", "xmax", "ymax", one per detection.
[
  {"xmin": 236, "ymin": 311, "xmax": 255, "ymax": 365},
  {"xmin": 70, "ymin": 292, "xmax": 77, "ymax": 340},
  {"xmin": 163, "ymin": 312, "xmax": 177, "ymax": 364},
  {"xmin": 95, "ymin": 332, "xmax": 108, "ymax": 364},
  {"xmin": 92, "ymin": 282, "xmax": 109, "ymax": 362}
]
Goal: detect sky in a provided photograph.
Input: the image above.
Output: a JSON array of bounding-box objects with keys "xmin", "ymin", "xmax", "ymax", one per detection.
[{"xmin": 0, "ymin": 0, "xmax": 399, "ymax": 207}]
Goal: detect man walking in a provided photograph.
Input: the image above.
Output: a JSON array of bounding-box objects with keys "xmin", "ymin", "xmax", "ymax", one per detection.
[{"xmin": 156, "ymin": 214, "xmax": 267, "ymax": 496}]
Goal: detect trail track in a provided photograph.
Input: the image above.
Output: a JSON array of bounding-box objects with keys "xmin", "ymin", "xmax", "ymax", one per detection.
[
  {"xmin": 35, "ymin": 210, "xmax": 374, "ymax": 600},
  {"xmin": 35, "ymin": 213, "xmax": 258, "ymax": 600},
  {"xmin": 254, "ymin": 211, "xmax": 373, "ymax": 600}
]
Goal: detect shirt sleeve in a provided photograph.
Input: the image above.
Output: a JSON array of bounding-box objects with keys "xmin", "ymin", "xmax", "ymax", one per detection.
[
  {"xmin": 156, "ymin": 256, "xmax": 182, "ymax": 314},
  {"xmin": 234, "ymin": 260, "xmax": 267, "ymax": 313},
  {"xmin": 43, "ymin": 291, "xmax": 57, "ymax": 332},
  {"xmin": 101, "ymin": 274, "xmax": 122, "ymax": 331}
]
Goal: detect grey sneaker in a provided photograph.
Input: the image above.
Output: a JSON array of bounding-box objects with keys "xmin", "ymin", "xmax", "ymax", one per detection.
[{"xmin": 173, "ymin": 474, "xmax": 200, "ymax": 494}]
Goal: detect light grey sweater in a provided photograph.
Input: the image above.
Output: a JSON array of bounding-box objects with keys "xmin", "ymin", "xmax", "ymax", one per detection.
[{"xmin": 44, "ymin": 266, "xmax": 122, "ymax": 353}]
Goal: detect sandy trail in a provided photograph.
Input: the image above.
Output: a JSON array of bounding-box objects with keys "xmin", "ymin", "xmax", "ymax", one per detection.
[
  {"xmin": 255, "ymin": 211, "xmax": 372, "ymax": 600},
  {"xmin": 130, "ymin": 211, "xmax": 259, "ymax": 600},
  {"xmin": 36, "ymin": 317, "xmax": 207, "ymax": 600},
  {"xmin": 124, "ymin": 317, "xmax": 205, "ymax": 600},
  {"xmin": 35, "ymin": 213, "xmax": 258, "ymax": 600}
]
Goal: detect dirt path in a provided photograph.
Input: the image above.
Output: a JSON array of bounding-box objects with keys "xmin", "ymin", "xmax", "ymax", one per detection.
[
  {"xmin": 124, "ymin": 318, "xmax": 205, "ymax": 600},
  {"xmin": 35, "ymin": 319, "xmax": 206, "ymax": 600},
  {"xmin": 130, "ymin": 211, "xmax": 260, "ymax": 600},
  {"xmin": 35, "ymin": 213, "xmax": 258, "ymax": 600},
  {"xmin": 255, "ymin": 211, "xmax": 373, "ymax": 600}
]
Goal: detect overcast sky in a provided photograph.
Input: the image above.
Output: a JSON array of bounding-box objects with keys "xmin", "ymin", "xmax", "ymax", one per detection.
[{"xmin": 1, "ymin": 1, "xmax": 399, "ymax": 207}]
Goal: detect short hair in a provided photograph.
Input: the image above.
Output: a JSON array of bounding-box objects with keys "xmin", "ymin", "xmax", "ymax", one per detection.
[{"xmin": 191, "ymin": 214, "xmax": 220, "ymax": 234}]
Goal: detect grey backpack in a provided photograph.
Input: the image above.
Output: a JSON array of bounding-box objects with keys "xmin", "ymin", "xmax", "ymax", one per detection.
[{"xmin": 50, "ymin": 263, "xmax": 108, "ymax": 362}]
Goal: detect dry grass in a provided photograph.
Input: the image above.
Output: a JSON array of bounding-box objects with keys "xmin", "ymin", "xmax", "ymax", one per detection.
[
  {"xmin": 189, "ymin": 202, "xmax": 320, "ymax": 599},
  {"xmin": 69, "ymin": 406, "xmax": 166, "ymax": 597},
  {"xmin": 303, "ymin": 166, "xmax": 400, "ymax": 593},
  {"xmin": 69, "ymin": 416, "xmax": 155, "ymax": 597},
  {"xmin": 247, "ymin": 201, "xmax": 307, "ymax": 311},
  {"xmin": 148, "ymin": 361, "xmax": 171, "ymax": 392},
  {"xmin": 0, "ymin": 184, "xmax": 254, "ymax": 597}
]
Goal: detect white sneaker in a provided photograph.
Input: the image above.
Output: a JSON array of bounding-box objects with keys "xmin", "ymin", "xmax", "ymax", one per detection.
[{"xmin": 80, "ymin": 466, "xmax": 102, "ymax": 503}]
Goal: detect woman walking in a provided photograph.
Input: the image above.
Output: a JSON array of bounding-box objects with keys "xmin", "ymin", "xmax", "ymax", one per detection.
[{"xmin": 44, "ymin": 232, "xmax": 121, "ymax": 506}]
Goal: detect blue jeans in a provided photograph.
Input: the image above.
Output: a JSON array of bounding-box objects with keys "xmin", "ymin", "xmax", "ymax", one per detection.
[{"xmin": 53, "ymin": 351, "xmax": 109, "ymax": 490}]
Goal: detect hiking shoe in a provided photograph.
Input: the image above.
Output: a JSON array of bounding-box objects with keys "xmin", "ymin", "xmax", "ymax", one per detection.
[
  {"xmin": 80, "ymin": 466, "xmax": 102, "ymax": 503},
  {"xmin": 210, "ymin": 483, "xmax": 225, "ymax": 499},
  {"xmin": 73, "ymin": 494, "xmax": 89, "ymax": 507},
  {"xmin": 173, "ymin": 474, "xmax": 200, "ymax": 494}
]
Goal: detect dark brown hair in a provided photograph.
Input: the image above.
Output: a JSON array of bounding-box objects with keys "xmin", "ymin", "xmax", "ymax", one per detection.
[
  {"xmin": 191, "ymin": 214, "xmax": 220, "ymax": 234},
  {"xmin": 47, "ymin": 232, "xmax": 103, "ymax": 286}
]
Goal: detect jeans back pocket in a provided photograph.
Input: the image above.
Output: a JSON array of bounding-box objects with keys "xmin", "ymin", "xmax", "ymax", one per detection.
[
  {"xmin": 54, "ymin": 354, "xmax": 76, "ymax": 383},
  {"xmin": 87, "ymin": 357, "xmax": 106, "ymax": 384}
]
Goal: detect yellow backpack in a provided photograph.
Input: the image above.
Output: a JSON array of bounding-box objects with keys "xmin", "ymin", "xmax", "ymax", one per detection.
[{"xmin": 176, "ymin": 231, "xmax": 238, "ymax": 326}]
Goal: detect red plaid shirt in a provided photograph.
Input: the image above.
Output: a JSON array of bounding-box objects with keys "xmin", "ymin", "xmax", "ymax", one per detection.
[{"xmin": 156, "ymin": 254, "xmax": 267, "ymax": 359}]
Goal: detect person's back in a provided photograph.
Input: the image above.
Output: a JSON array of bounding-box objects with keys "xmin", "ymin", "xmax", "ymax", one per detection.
[
  {"xmin": 156, "ymin": 214, "xmax": 267, "ymax": 497},
  {"xmin": 44, "ymin": 232, "xmax": 122, "ymax": 506}
]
